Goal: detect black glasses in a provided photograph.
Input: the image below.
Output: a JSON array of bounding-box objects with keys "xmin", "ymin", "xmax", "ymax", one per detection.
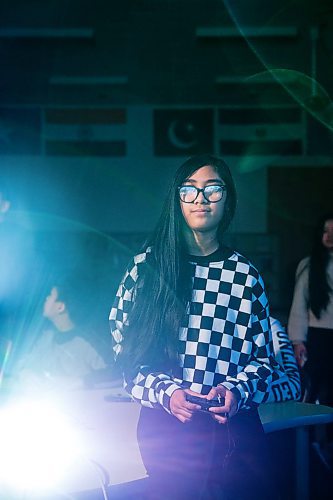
[{"xmin": 178, "ymin": 185, "xmax": 226, "ymax": 203}]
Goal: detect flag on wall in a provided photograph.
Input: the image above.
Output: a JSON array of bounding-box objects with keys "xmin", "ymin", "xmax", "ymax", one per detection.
[
  {"xmin": 44, "ymin": 108, "xmax": 127, "ymax": 156},
  {"xmin": 154, "ymin": 108, "xmax": 214, "ymax": 156},
  {"xmin": 0, "ymin": 108, "xmax": 41, "ymax": 155},
  {"xmin": 218, "ymin": 107, "xmax": 304, "ymax": 156}
]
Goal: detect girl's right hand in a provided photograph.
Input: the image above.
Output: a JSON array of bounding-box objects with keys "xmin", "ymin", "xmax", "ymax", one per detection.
[
  {"xmin": 293, "ymin": 342, "xmax": 307, "ymax": 368},
  {"xmin": 169, "ymin": 389, "xmax": 201, "ymax": 423}
]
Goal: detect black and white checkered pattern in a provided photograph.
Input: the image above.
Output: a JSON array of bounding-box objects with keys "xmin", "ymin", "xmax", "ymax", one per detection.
[{"xmin": 109, "ymin": 248, "xmax": 283, "ymax": 413}]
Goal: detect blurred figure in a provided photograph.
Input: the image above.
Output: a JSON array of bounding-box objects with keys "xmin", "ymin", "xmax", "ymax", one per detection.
[
  {"xmin": 288, "ymin": 213, "xmax": 333, "ymax": 406},
  {"xmin": 288, "ymin": 214, "xmax": 333, "ymax": 479},
  {"xmin": 14, "ymin": 275, "xmax": 109, "ymax": 392}
]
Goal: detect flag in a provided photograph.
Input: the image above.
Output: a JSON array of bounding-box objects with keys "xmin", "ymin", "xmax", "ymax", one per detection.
[
  {"xmin": 44, "ymin": 108, "xmax": 127, "ymax": 157},
  {"xmin": 218, "ymin": 107, "xmax": 304, "ymax": 156},
  {"xmin": 0, "ymin": 108, "xmax": 41, "ymax": 154},
  {"xmin": 154, "ymin": 108, "xmax": 214, "ymax": 156}
]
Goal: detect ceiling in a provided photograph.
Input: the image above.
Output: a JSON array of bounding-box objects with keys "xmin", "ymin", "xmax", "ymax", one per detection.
[{"xmin": 0, "ymin": 0, "xmax": 332, "ymax": 108}]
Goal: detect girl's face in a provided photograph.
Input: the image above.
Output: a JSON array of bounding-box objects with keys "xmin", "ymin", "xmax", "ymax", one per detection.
[
  {"xmin": 322, "ymin": 219, "xmax": 333, "ymax": 250},
  {"xmin": 179, "ymin": 165, "xmax": 226, "ymax": 235}
]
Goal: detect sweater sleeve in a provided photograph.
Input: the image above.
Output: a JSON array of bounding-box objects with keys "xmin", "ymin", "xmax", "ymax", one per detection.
[
  {"xmin": 220, "ymin": 274, "xmax": 285, "ymax": 409},
  {"xmin": 287, "ymin": 258, "xmax": 309, "ymax": 344},
  {"xmin": 264, "ymin": 318, "xmax": 301, "ymax": 403},
  {"xmin": 109, "ymin": 253, "xmax": 181, "ymax": 413}
]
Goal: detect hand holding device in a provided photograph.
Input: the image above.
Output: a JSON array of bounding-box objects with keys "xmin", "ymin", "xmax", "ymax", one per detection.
[{"xmin": 186, "ymin": 393, "xmax": 228, "ymax": 416}]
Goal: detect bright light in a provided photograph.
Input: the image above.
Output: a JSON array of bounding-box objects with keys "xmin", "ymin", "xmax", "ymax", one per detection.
[{"xmin": 0, "ymin": 397, "xmax": 85, "ymax": 494}]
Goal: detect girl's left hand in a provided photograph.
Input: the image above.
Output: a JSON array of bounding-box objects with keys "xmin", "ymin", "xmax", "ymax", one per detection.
[{"xmin": 207, "ymin": 385, "xmax": 238, "ymax": 424}]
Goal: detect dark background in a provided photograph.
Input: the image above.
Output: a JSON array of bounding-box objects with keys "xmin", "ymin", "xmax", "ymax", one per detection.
[
  {"xmin": 0, "ymin": 0, "xmax": 332, "ymax": 318},
  {"xmin": 0, "ymin": 3, "xmax": 332, "ymax": 499}
]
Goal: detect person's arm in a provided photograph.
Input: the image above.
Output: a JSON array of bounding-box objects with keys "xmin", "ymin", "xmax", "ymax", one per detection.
[
  {"xmin": 220, "ymin": 275, "xmax": 284, "ymax": 410},
  {"xmin": 82, "ymin": 341, "xmax": 108, "ymax": 372},
  {"xmin": 264, "ymin": 318, "xmax": 301, "ymax": 403},
  {"xmin": 287, "ymin": 260, "xmax": 309, "ymax": 344},
  {"xmin": 287, "ymin": 259, "xmax": 309, "ymax": 367},
  {"xmin": 109, "ymin": 254, "xmax": 181, "ymax": 413}
]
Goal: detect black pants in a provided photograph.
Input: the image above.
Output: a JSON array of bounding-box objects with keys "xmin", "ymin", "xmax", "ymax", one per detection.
[
  {"xmin": 137, "ymin": 406, "xmax": 278, "ymax": 500},
  {"xmin": 305, "ymin": 327, "xmax": 333, "ymax": 445},
  {"xmin": 305, "ymin": 327, "xmax": 333, "ymax": 406}
]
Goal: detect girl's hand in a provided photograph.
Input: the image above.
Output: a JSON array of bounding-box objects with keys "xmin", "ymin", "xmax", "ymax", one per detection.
[
  {"xmin": 293, "ymin": 342, "xmax": 307, "ymax": 368},
  {"xmin": 169, "ymin": 389, "xmax": 201, "ymax": 423},
  {"xmin": 206, "ymin": 385, "xmax": 238, "ymax": 424}
]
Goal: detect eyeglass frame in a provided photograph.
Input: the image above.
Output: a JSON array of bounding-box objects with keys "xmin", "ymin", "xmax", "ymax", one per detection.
[{"xmin": 178, "ymin": 184, "xmax": 227, "ymax": 203}]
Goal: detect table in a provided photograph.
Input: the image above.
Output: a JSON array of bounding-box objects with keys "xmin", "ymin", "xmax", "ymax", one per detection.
[
  {"xmin": 259, "ymin": 401, "xmax": 333, "ymax": 500},
  {"xmin": 2, "ymin": 386, "xmax": 332, "ymax": 499}
]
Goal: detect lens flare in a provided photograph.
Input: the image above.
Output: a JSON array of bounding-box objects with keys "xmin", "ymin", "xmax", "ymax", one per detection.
[{"xmin": 0, "ymin": 398, "xmax": 85, "ymax": 494}]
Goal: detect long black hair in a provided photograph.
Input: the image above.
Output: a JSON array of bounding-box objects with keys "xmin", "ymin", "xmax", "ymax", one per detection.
[
  {"xmin": 121, "ymin": 154, "xmax": 237, "ymax": 373},
  {"xmin": 309, "ymin": 213, "xmax": 333, "ymax": 319}
]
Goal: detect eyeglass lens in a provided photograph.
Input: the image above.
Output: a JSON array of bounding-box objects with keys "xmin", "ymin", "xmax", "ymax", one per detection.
[{"xmin": 179, "ymin": 185, "xmax": 224, "ymax": 203}]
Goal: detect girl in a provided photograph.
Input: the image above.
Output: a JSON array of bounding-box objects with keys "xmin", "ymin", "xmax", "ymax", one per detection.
[
  {"xmin": 288, "ymin": 213, "xmax": 333, "ymax": 405},
  {"xmin": 110, "ymin": 154, "xmax": 281, "ymax": 499}
]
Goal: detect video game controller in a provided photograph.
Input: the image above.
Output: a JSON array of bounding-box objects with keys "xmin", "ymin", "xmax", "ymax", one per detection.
[{"xmin": 186, "ymin": 394, "xmax": 228, "ymax": 416}]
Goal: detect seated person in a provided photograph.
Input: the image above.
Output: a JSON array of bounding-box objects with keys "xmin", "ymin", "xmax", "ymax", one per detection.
[
  {"xmin": 13, "ymin": 275, "xmax": 109, "ymax": 392},
  {"xmin": 264, "ymin": 317, "xmax": 301, "ymax": 403}
]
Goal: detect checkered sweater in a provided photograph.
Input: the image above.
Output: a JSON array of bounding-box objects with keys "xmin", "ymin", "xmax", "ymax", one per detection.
[{"xmin": 109, "ymin": 247, "xmax": 283, "ymax": 413}]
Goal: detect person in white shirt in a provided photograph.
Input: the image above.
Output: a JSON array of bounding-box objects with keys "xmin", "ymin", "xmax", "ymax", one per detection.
[
  {"xmin": 15, "ymin": 276, "xmax": 108, "ymax": 392},
  {"xmin": 288, "ymin": 214, "xmax": 333, "ymax": 406}
]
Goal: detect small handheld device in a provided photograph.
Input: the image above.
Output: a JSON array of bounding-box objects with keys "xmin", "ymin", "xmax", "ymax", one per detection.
[{"xmin": 186, "ymin": 394, "xmax": 228, "ymax": 416}]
